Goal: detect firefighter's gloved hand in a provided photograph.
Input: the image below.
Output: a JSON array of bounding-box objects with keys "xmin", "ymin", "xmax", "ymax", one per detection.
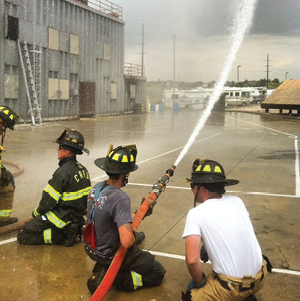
[
  {"xmin": 200, "ymin": 245, "xmax": 209, "ymax": 263},
  {"xmin": 141, "ymin": 197, "xmax": 157, "ymax": 218},
  {"xmin": 0, "ymin": 167, "xmax": 10, "ymax": 186}
]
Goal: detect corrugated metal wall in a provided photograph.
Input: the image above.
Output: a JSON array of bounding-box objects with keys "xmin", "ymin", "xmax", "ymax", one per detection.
[{"xmin": 1, "ymin": 0, "xmax": 130, "ymax": 121}]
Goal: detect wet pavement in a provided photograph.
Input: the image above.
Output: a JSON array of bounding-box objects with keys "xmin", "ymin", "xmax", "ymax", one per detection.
[{"xmin": 0, "ymin": 109, "xmax": 300, "ymax": 301}]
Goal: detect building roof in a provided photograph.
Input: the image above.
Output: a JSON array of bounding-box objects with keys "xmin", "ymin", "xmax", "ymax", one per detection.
[{"xmin": 261, "ymin": 79, "xmax": 300, "ymax": 109}]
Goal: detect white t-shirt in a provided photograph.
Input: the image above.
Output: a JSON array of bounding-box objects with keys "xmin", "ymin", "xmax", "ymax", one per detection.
[{"xmin": 182, "ymin": 195, "xmax": 262, "ymax": 277}]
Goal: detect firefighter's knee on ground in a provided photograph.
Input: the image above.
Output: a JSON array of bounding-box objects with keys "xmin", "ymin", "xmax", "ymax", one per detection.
[{"xmin": 87, "ymin": 265, "xmax": 107, "ymax": 295}]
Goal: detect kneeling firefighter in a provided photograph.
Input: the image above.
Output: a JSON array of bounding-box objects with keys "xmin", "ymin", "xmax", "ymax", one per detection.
[
  {"xmin": 84, "ymin": 144, "xmax": 166, "ymax": 294},
  {"xmin": 181, "ymin": 158, "xmax": 272, "ymax": 301},
  {"xmin": 0, "ymin": 105, "xmax": 19, "ymax": 228},
  {"xmin": 17, "ymin": 128, "xmax": 91, "ymax": 246}
]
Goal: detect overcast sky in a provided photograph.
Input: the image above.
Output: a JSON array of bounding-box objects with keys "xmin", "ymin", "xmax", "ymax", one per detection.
[{"xmin": 113, "ymin": 0, "xmax": 300, "ymax": 83}]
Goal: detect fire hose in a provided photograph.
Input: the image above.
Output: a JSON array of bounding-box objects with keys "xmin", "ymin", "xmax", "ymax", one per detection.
[{"xmin": 89, "ymin": 165, "xmax": 176, "ymax": 301}]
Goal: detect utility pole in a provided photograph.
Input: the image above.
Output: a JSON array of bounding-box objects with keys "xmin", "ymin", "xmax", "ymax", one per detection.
[
  {"xmin": 237, "ymin": 65, "xmax": 241, "ymax": 83},
  {"xmin": 172, "ymin": 34, "xmax": 176, "ymax": 127},
  {"xmin": 172, "ymin": 34, "xmax": 176, "ymax": 107},
  {"xmin": 266, "ymin": 54, "xmax": 270, "ymax": 89},
  {"xmin": 139, "ymin": 23, "xmax": 146, "ymax": 76}
]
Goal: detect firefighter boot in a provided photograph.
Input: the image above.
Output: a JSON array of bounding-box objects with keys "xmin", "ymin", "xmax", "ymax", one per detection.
[
  {"xmin": 0, "ymin": 217, "xmax": 18, "ymax": 228},
  {"xmin": 62, "ymin": 220, "xmax": 80, "ymax": 247},
  {"xmin": 87, "ymin": 264, "xmax": 108, "ymax": 294}
]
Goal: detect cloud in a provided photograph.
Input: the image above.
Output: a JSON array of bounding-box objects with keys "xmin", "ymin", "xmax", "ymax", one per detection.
[{"xmin": 114, "ymin": 0, "xmax": 300, "ymax": 82}]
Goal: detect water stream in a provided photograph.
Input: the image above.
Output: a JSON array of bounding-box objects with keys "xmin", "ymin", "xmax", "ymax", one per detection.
[{"xmin": 174, "ymin": 0, "xmax": 258, "ymax": 167}]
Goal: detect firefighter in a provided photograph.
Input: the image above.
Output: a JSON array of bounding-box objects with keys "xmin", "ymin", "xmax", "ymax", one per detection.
[
  {"xmin": 0, "ymin": 105, "xmax": 19, "ymax": 228},
  {"xmin": 85, "ymin": 144, "xmax": 166, "ymax": 294},
  {"xmin": 181, "ymin": 159, "xmax": 270, "ymax": 301},
  {"xmin": 17, "ymin": 128, "xmax": 91, "ymax": 246}
]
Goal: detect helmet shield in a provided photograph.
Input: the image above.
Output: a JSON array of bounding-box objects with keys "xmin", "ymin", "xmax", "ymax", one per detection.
[
  {"xmin": 186, "ymin": 158, "xmax": 239, "ymax": 186},
  {"xmin": 55, "ymin": 128, "xmax": 89, "ymax": 155},
  {"xmin": 0, "ymin": 105, "xmax": 19, "ymax": 130},
  {"xmin": 95, "ymin": 144, "xmax": 138, "ymax": 174}
]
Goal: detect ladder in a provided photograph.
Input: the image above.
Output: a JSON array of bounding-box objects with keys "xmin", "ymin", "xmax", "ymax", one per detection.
[
  {"xmin": 33, "ymin": 44, "xmax": 42, "ymax": 113},
  {"xmin": 18, "ymin": 40, "xmax": 42, "ymax": 125}
]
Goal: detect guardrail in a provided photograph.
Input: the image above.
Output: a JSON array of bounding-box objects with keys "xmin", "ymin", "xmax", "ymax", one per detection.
[
  {"xmin": 124, "ymin": 63, "xmax": 145, "ymax": 77},
  {"xmin": 88, "ymin": 0, "xmax": 123, "ymax": 19}
]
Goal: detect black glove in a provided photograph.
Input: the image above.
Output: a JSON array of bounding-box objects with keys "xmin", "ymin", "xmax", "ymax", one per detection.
[
  {"xmin": 200, "ymin": 245, "xmax": 209, "ymax": 263},
  {"xmin": 0, "ymin": 167, "xmax": 10, "ymax": 186},
  {"xmin": 141, "ymin": 197, "xmax": 157, "ymax": 218}
]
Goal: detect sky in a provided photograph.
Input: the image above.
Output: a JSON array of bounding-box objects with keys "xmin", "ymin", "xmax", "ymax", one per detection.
[{"xmin": 112, "ymin": 0, "xmax": 300, "ymax": 83}]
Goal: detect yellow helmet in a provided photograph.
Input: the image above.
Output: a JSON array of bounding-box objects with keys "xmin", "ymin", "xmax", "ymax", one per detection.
[
  {"xmin": 0, "ymin": 105, "xmax": 19, "ymax": 130},
  {"xmin": 186, "ymin": 158, "xmax": 239, "ymax": 186},
  {"xmin": 95, "ymin": 144, "xmax": 138, "ymax": 174}
]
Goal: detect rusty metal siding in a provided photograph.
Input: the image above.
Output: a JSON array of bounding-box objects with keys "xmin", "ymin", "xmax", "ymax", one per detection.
[{"xmin": 1, "ymin": 0, "xmax": 125, "ymax": 121}]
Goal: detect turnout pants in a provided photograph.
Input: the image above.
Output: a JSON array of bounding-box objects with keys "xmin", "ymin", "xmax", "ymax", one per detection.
[
  {"xmin": 0, "ymin": 171, "xmax": 15, "ymax": 222},
  {"xmin": 184, "ymin": 260, "xmax": 267, "ymax": 301},
  {"xmin": 85, "ymin": 244, "xmax": 166, "ymax": 293},
  {"xmin": 17, "ymin": 216, "xmax": 64, "ymax": 245}
]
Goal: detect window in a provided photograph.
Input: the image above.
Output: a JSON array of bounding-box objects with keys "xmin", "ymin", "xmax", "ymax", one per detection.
[{"xmin": 6, "ymin": 16, "xmax": 19, "ymax": 41}]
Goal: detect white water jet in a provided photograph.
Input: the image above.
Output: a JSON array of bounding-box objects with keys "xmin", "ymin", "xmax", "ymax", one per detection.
[{"xmin": 174, "ymin": 0, "xmax": 258, "ymax": 167}]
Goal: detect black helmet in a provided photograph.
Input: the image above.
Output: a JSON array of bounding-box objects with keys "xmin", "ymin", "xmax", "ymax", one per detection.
[
  {"xmin": 0, "ymin": 105, "xmax": 19, "ymax": 130},
  {"xmin": 186, "ymin": 158, "xmax": 239, "ymax": 186},
  {"xmin": 95, "ymin": 144, "xmax": 138, "ymax": 174},
  {"xmin": 55, "ymin": 128, "xmax": 89, "ymax": 155}
]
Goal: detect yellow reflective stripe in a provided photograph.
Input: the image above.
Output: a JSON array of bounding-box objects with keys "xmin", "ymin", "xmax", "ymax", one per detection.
[
  {"xmin": 203, "ymin": 165, "xmax": 211, "ymax": 172},
  {"xmin": 130, "ymin": 271, "xmax": 143, "ymax": 290},
  {"xmin": 43, "ymin": 228, "xmax": 52, "ymax": 244},
  {"xmin": 122, "ymin": 155, "xmax": 129, "ymax": 163},
  {"xmin": 44, "ymin": 184, "xmax": 61, "ymax": 202},
  {"xmin": 111, "ymin": 153, "xmax": 119, "ymax": 161},
  {"xmin": 33, "ymin": 207, "xmax": 40, "ymax": 217},
  {"xmin": 214, "ymin": 166, "xmax": 222, "ymax": 173},
  {"xmin": 45, "ymin": 211, "xmax": 66, "ymax": 228},
  {"xmin": 0, "ymin": 209, "xmax": 12, "ymax": 217},
  {"xmin": 61, "ymin": 186, "xmax": 91, "ymax": 201}
]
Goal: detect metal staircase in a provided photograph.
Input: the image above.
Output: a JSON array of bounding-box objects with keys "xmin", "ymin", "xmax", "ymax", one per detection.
[{"xmin": 17, "ymin": 40, "xmax": 42, "ymax": 125}]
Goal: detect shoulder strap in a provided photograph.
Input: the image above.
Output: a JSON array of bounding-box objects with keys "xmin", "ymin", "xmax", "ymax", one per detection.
[
  {"xmin": 94, "ymin": 182, "xmax": 112, "ymax": 200},
  {"xmin": 90, "ymin": 183, "xmax": 112, "ymax": 223}
]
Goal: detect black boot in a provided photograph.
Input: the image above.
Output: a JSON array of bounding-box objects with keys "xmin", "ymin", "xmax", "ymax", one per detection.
[
  {"xmin": 62, "ymin": 220, "xmax": 80, "ymax": 247},
  {"xmin": 87, "ymin": 264, "xmax": 108, "ymax": 294},
  {"xmin": 0, "ymin": 217, "xmax": 18, "ymax": 228}
]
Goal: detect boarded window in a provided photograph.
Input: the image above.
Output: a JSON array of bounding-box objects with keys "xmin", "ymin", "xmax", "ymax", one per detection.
[
  {"xmin": 48, "ymin": 78, "xmax": 69, "ymax": 100},
  {"xmin": 49, "ymin": 28, "xmax": 59, "ymax": 51},
  {"xmin": 111, "ymin": 82, "xmax": 117, "ymax": 100},
  {"xmin": 4, "ymin": 73, "xmax": 19, "ymax": 99},
  {"xmin": 104, "ymin": 43, "xmax": 111, "ymax": 60},
  {"xmin": 70, "ymin": 34, "xmax": 79, "ymax": 55},
  {"xmin": 130, "ymin": 85, "xmax": 136, "ymax": 99}
]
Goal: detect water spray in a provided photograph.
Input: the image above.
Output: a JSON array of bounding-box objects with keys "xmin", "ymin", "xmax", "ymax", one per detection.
[{"xmin": 174, "ymin": 0, "xmax": 258, "ymax": 168}]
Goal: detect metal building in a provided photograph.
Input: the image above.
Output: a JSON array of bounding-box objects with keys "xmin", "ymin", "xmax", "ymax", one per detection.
[{"xmin": 0, "ymin": 0, "xmax": 146, "ymax": 124}]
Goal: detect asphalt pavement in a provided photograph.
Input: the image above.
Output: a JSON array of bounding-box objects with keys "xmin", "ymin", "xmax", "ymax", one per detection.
[{"xmin": 0, "ymin": 108, "xmax": 299, "ymax": 301}]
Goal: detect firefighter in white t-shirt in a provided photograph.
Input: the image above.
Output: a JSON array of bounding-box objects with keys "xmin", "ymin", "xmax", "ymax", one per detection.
[{"xmin": 182, "ymin": 158, "xmax": 269, "ymax": 301}]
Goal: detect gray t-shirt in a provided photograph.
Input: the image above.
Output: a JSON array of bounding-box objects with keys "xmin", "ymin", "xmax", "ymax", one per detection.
[{"xmin": 87, "ymin": 181, "xmax": 133, "ymax": 259}]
